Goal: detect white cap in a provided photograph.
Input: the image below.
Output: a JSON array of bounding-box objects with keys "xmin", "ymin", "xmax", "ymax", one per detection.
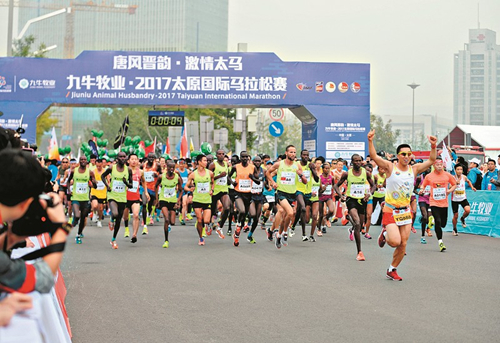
[{"xmin": 469, "ymin": 158, "xmax": 481, "ymax": 165}]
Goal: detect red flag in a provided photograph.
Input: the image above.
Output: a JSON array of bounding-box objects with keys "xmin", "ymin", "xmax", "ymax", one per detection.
[
  {"xmin": 166, "ymin": 137, "xmax": 171, "ymax": 154},
  {"xmin": 144, "ymin": 137, "xmax": 156, "ymax": 156},
  {"xmin": 180, "ymin": 125, "xmax": 188, "ymax": 158}
]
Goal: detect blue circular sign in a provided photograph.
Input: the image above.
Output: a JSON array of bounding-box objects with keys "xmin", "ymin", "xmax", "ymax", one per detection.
[{"xmin": 269, "ymin": 122, "xmax": 284, "ymax": 137}]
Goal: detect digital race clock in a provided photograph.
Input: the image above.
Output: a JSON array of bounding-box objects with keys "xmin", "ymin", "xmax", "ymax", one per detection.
[{"xmin": 148, "ymin": 111, "xmax": 185, "ymax": 127}]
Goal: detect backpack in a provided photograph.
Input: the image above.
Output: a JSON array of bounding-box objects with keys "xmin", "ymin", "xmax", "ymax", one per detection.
[{"xmin": 474, "ymin": 172, "xmax": 483, "ymax": 190}]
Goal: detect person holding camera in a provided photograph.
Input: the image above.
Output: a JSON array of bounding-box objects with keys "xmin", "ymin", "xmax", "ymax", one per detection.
[{"xmin": 0, "ymin": 148, "xmax": 70, "ymax": 294}]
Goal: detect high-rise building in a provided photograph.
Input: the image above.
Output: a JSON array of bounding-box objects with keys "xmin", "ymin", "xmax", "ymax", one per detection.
[{"xmin": 454, "ymin": 28, "xmax": 500, "ymax": 126}]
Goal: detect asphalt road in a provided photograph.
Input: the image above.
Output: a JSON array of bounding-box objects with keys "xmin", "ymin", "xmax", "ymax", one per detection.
[{"xmin": 61, "ymin": 218, "xmax": 500, "ymax": 343}]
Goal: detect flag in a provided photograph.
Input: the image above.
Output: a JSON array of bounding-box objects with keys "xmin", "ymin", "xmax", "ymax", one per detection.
[
  {"xmin": 163, "ymin": 137, "xmax": 171, "ymax": 154},
  {"xmin": 48, "ymin": 127, "xmax": 60, "ymax": 160},
  {"xmin": 179, "ymin": 124, "xmax": 188, "ymax": 158},
  {"xmin": 189, "ymin": 137, "xmax": 194, "ymax": 153},
  {"xmin": 113, "ymin": 115, "xmax": 129, "ymax": 149},
  {"xmin": 441, "ymin": 141, "xmax": 453, "ymax": 171},
  {"xmin": 145, "ymin": 137, "xmax": 156, "ymax": 156}
]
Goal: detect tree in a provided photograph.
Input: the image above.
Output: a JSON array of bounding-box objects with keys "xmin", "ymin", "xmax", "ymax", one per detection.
[
  {"xmin": 36, "ymin": 110, "xmax": 58, "ymax": 146},
  {"xmin": 370, "ymin": 114, "xmax": 401, "ymax": 154},
  {"xmin": 12, "ymin": 35, "xmax": 47, "ymax": 58}
]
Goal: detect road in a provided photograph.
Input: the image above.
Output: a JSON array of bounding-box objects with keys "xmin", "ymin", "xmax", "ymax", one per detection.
[{"xmin": 61, "ymin": 219, "xmax": 500, "ymax": 343}]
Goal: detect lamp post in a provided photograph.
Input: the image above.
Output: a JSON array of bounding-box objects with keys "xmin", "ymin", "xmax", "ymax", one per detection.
[{"xmin": 407, "ymin": 82, "xmax": 420, "ymax": 147}]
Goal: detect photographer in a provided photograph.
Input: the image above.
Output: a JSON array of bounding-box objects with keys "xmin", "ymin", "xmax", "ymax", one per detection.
[{"xmin": 0, "ymin": 148, "xmax": 70, "ymax": 294}]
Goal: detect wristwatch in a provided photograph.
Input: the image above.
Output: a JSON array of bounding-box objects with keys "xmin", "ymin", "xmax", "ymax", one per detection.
[{"xmin": 56, "ymin": 222, "xmax": 72, "ymax": 235}]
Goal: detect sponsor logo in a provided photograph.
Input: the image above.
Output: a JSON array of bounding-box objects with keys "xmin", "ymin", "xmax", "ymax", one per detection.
[
  {"xmin": 0, "ymin": 76, "xmax": 6, "ymax": 88},
  {"xmin": 0, "ymin": 76, "xmax": 12, "ymax": 93},
  {"xmin": 296, "ymin": 83, "xmax": 312, "ymax": 91},
  {"xmin": 325, "ymin": 82, "xmax": 336, "ymax": 93},
  {"xmin": 315, "ymin": 81, "xmax": 324, "ymax": 93},
  {"xmin": 338, "ymin": 82, "xmax": 349, "ymax": 93},
  {"xmin": 19, "ymin": 79, "xmax": 29, "ymax": 89},
  {"xmin": 350, "ymin": 82, "xmax": 361, "ymax": 93}
]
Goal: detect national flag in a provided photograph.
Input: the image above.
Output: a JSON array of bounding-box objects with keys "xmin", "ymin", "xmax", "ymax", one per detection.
[
  {"xmin": 179, "ymin": 124, "xmax": 188, "ymax": 158},
  {"xmin": 163, "ymin": 137, "xmax": 171, "ymax": 154},
  {"xmin": 113, "ymin": 115, "xmax": 130, "ymax": 149},
  {"xmin": 189, "ymin": 137, "xmax": 194, "ymax": 153},
  {"xmin": 48, "ymin": 127, "xmax": 60, "ymax": 160},
  {"xmin": 145, "ymin": 137, "xmax": 156, "ymax": 156},
  {"xmin": 441, "ymin": 141, "xmax": 453, "ymax": 171}
]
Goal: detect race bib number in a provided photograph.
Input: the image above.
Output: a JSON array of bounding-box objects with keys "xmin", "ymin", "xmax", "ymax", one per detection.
[
  {"xmin": 238, "ymin": 179, "xmax": 252, "ymax": 191},
  {"xmin": 303, "ymin": 170, "xmax": 311, "ymax": 183},
  {"xmin": 433, "ymin": 187, "xmax": 446, "ymax": 200},
  {"xmin": 163, "ymin": 187, "xmax": 176, "ymax": 198},
  {"xmin": 266, "ymin": 195, "xmax": 275, "ymax": 203},
  {"xmin": 182, "ymin": 176, "xmax": 188, "ymax": 185},
  {"xmin": 311, "ymin": 186, "xmax": 319, "ymax": 197},
  {"xmin": 112, "ymin": 180, "xmax": 126, "ymax": 193},
  {"xmin": 280, "ymin": 171, "xmax": 295, "ymax": 185},
  {"xmin": 251, "ymin": 181, "xmax": 263, "ymax": 194},
  {"xmin": 75, "ymin": 182, "xmax": 88, "ymax": 194},
  {"xmin": 129, "ymin": 181, "xmax": 139, "ymax": 193},
  {"xmin": 323, "ymin": 185, "xmax": 332, "ymax": 195},
  {"xmin": 349, "ymin": 184, "xmax": 365, "ymax": 198},
  {"xmin": 393, "ymin": 208, "xmax": 412, "ymax": 226},
  {"xmin": 96, "ymin": 181, "xmax": 105, "ymax": 190},
  {"xmin": 197, "ymin": 182, "xmax": 210, "ymax": 194},
  {"xmin": 144, "ymin": 171, "xmax": 155, "ymax": 183},
  {"xmin": 216, "ymin": 177, "xmax": 227, "ymax": 186}
]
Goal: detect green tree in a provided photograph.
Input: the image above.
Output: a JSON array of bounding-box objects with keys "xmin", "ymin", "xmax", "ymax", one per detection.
[
  {"xmin": 36, "ymin": 110, "xmax": 58, "ymax": 146},
  {"xmin": 370, "ymin": 114, "xmax": 400, "ymax": 153},
  {"xmin": 12, "ymin": 35, "xmax": 47, "ymax": 58}
]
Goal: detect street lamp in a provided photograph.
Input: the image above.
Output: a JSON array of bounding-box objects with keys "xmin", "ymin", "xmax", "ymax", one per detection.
[{"xmin": 407, "ymin": 82, "xmax": 420, "ymax": 147}]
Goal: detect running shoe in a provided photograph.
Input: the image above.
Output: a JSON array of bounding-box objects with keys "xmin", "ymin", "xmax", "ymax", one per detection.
[
  {"xmin": 92, "ymin": 214, "xmax": 97, "ymax": 223},
  {"xmin": 275, "ymin": 234, "xmax": 282, "ymax": 249},
  {"xmin": 186, "ymin": 213, "xmax": 193, "ymax": 220},
  {"xmin": 75, "ymin": 235, "xmax": 82, "ymax": 244},
  {"xmin": 460, "ymin": 217, "xmax": 467, "ymax": 228},
  {"xmin": 131, "ymin": 236, "xmax": 137, "ymax": 243},
  {"xmin": 309, "ymin": 235, "xmax": 316, "ymax": 242},
  {"xmin": 97, "ymin": 221, "xmax": 102, "ymax": 228},
  {"xmin": 155, "ymin": 215, "xmax": 160, "ymax": 222},
  {"xmin": 232, "ymin": 232, "xmax": 240, "ymax": 247},
  {"xmin": 361, "ymin": 228, "xmax": 366, "ymax": 235},
  {"xmin": 179, "ymin": 214, "xmax": 183, "ymax": 222},
  {"xmin": 168, "ymin": 225, "xmax": 172, "ymax": 233},
  {"xmin": 110, "ymin": 240, "xmax": 118, "ymax": 249},
  {"xmin": 386, "ymin": 269, "xmax": 402, "ymax": 281},
  {"xmin": 411, "ymin": 226, "xmax": 417, "ymax": 234},
  {"xmin": 243, "ymin": 224, "xmax": 249, "ymax": 233},
  {"xmin": 420, "ymin": 237, "xmax": 426, "ymax": 244},
  {"xmin": 439, "ymin": 242, "xmax": 446, "ymax": 252},
  {"xmin": 124, "ymin": 227, "xmax": 130, "ymax": 238},
  {"xmin": 341, "ymin": 216, "xmax": 349, "ymax": 226},
  {"xmin": 282, "ymin": 232, "xmax": 288, "ymax": 247},
  {"xmin": 326, "ymin": 220, "xmax": 331, "ymax": 228},
  {"xmin": 364, "ymin": 233, "xmax": 372, "ymax": 239},
  {"xmin": 332, "ymin": 218, "xmax": 338, "ymax": 224},
  {"xmin": 108, "ymin": 220, "xmax": 114, "ymax": 231},
  {"xmin": 149, "ymin": 217, "xmax": 154, "ymax": 225},
  {"xmin": 80, "ymin": 233, "xmax": 84, "ymax": 238},
  {"xmin": 317, "ymin": 229, "xmax": 323, "ymax": 237},
  {"xmin": 426, "ymin": 228, "xmax": 433, "ymax": 237},
  {"xmin": 289, "ymin": 228, "xmax": 296, "ymax": 237},
  {"xmin": 266, "ymin": 228, "xmax": 273, "ymax": 241},
  {"xmin": 302, "ymin": 235, "xmax": 309, "ymax": 242},
  {"xmin": 180, "ymin": 219, "xmax": 186, "ymax": 225},
  {"xmin": 247, "ymin": 236, "xmax": 256, "ymax": 244},
  {"xmin": 356, "ymin": 251, "xmax": 365, "ymax": 261},
  {"xmin": 162, "ymin": 241, "xmax": 169, "ymax": 248},
  {"xmin": 452, "ymin": 230, "xmax": 458, "ymax": 236},
  {"xmin": 227, "ymin": 228, "xmax": 232, "ymax": 236},
  {"xmin": 428, "ymin": 216, "xmax": 435, "ymax": 229},
  {"xmin": 198, "ymin": 238, "xmax": 205, "ymax": 246},
  {"xmin": 216, "ymin": 228, "xmax": 225, "ymax": 239},
  {"xmin": 349, "ymin": 227, "xmax": 354, "ymax": 241},
  {"xmin": 206, "ymin": 224, "xmax": 212, "ymax": 236},
  {"xmin": 142, "ymin": 226, "xmax": 148, "ymax": 235},
  {"xmin": 321, "ymin": 227, "xmax": 327, "ymax": 234},
  {"xmin": 378, "ymin": 227, "xmax": 386, "ymax": 248}
]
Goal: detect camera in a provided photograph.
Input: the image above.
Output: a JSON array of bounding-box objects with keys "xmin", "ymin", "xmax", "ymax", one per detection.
[{"xmin": 11, "ymin": 194, "xmax": 58, "ymax": 236}]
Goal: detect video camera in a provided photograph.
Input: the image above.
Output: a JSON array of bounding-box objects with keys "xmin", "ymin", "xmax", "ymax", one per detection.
[{"xmin": 11, "ymin": 194, "xmax": 61, "ymax": 237}]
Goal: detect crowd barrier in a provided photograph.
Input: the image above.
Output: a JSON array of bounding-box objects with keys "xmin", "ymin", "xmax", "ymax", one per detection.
[{"xmin": 0, "ymin": 234, "xmax": 72, "ymax": 342}]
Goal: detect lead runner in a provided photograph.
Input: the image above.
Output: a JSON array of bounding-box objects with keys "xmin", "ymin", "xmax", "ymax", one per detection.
[{"xmin": 367, "ymin": 130, "xmax": 437, "ymax": 281}]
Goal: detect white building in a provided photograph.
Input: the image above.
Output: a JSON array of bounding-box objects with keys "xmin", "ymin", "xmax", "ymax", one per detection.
[{"xmin": 454, "ymin": 28, "xmax": 500, "ymax": 126}]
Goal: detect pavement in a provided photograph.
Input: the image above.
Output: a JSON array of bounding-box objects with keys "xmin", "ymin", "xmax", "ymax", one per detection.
[{"xmin": 61, "ymin": 218, "xmax": 500, "ymax": 343}]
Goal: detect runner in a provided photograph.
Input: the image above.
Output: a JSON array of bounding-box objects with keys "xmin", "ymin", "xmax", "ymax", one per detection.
[
  {"xmin": 57, "ymin": 157, "xmax": 70, "ymax": 213},
  {"xmin": 334, "ymin": 154, "xmax": 374, "ymax": 261},
  {"xmin": 247, "ymin": 156, "xmax": 266, "ymax": 244},
  {"xmin": 451, "ymin": 163, "xmax": 476, "ymax": 236},
  {"xmin": 155, "ymin": 159, "xmax": 182, "ymax": 248},
  {"xmin": 90, "ymin": 158, "xmax": 108, "ymax": 228},
  {"xmin": 414, "ymin": 167, "xmax": 432, "ymax": 244},
  {"xmin": 362, "ymin": 163, "xmax": 375, "ymax": 239},
  {"xmin": 265, "ymin": 145, "xmax": 307, "ymax": 249},
  {"xmin": 228, "ymin": 151, "xmax": 261, "ymax": 247},
  {"xmin": 318, "ymin": 162, "xmax": 335, "ymax": 237},
  {"xmin": 208, "ymin": 149, "xmax": 231, "ymax": 235},
  {"xmin": 102, "ymin": 152, "xmax": 133, "ymax": 249},
  {"xmin": 123, "ymin": 154, "xmax": 149, "ymax": 243},
  {"xmin": 369, "ymin": 130, "xmax": 437, "ymax": 280},
  {"xmin": 261, "ymin": 161, "xmax": 277, "ymax": 240},
  {"xmin": 64, "ymin": 158, "xmax": 78, "ymax": 222},
  {"xmin": 143, "ymin": 153, "xmax": 162, "ymax": 233},
  {"xmin": 308, "ymin": 157, "xmax": 322, "ymax": 242},
  {"xmin": 176, "ymin": 158, "xmax": 192, "ymax": 225},
  {"xmin": 371, "ymin": 163, "xmax": 387, "ymax": 230},
  {"xmin": 67, "ymin": 156, "xmax": 98, "ymax": 244},
  {"xmin": 226, "ymin": 155, "xmax": 239, "ymax": 236},
  {"xmin": 184, "ymin": 154, "xmax": 218, "ymax": 245}
]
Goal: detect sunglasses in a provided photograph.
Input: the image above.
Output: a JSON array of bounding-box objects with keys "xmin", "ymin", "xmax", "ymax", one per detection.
[{"xmin": 398, "ymin": 152, "xmax": 412, "ymax": 157}]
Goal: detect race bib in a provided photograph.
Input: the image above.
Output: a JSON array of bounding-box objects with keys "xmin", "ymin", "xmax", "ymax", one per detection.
[
  {"xmin": 393, "ymin": 208, "xmax": 412, "ymax": 226},
  {"xmin": 163, "ymin": 187, "xmax": 176, "ymax": 198},
  {"xmin": 197, "ymin": 182, "xmax": 210, "ymax": 194},
  {"xmin": 112, "ymin": 180, "xmax": 126, "ymax": 193},
  {"xmin": 238, "ymin": 179, "xmax": 252, "ymax": 191},
  {"xmin": 303, "ymin": 170, "xmax": 311, "ymax": 183},
  {"xmin": 75, "ymin": 182, "xmax": 88, "ymax": 194},
  {"xmin": 182, "ymin": 176, "xmax": 188, "ymax": 185},
  {"xmin": 266, "ymin": 195, "xmax": 275, "ymax": 203},
  {"xmin": 453, "ymin": 187, "xmax": 465, "ymax": 201},
  {"xmin": 323, "ymin": 185, "xmax": 332, "ymax": 195},
  {"xmin": 144, "ymin": 171, "xmax": 155, "ymax": 183},
  {"xmin": 349, "ymin": 184, "xmax": 365, "ymax": 198},
  {"xmin": 129, "ymin": 181, "xmax": 139, "ymax": 193},
  {"xmin": 378, "ymin": 187, "xmax": 385, "ymax": 194},
  {"xmin": 251, "ymin": 181, "xmax": 263, "ymax": 194},
  {"xmin": 216, "ymin": 177, "xmax": 227, "ymax": 186},
  {"xmin": 311, "ymin": 186, "xmax": 319, "ymax": 197},
  {"xmin": 96, "ymin": 181, "xmax": 105, "ymax": 190},
  {"xmin": 433, "ymin": 187, "xmax": 446, "ymax": 200},
  {"xmin": 280, "ymin": 171, "xmax": 295, "ymax": 185}
]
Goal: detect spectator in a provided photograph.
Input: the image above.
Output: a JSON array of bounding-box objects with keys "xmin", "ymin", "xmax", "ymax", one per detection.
[
  {"xmin": 466, "ymin": 158, "xmax": 481, "ymax": 190},
  {"xmin": 482, "ymin": 159, "xmax": 500, "ymax": 190}
]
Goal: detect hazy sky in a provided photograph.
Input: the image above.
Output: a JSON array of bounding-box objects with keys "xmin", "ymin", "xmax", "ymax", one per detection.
[{"xmin": 1, "ymin": 0, "xmax": 499, "ymax": 122}]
